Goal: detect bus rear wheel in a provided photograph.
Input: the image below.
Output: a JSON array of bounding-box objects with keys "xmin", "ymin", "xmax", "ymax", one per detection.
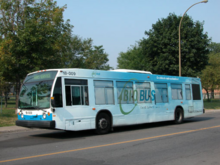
[
  {"xmin": 96, "ymin": 113, "xmax": 111, "ymax": 134},
  {"xmin": 174, "ymin": 108, "xmax": 184, "ymax": 124}
]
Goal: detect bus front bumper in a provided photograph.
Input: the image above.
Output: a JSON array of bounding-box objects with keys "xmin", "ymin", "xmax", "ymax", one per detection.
[{"xmin": 16, "ymin": 120, "xmax": 55, "ymax": 129}]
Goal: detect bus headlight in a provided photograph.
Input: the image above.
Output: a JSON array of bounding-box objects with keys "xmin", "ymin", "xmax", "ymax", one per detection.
[
  {"xmin": 43, "ymin": 113, "xmax": 46, "ymax": 119},
  {"xmin": 21, "ymin": 113, "xmax": 24, "ymax": 119}
]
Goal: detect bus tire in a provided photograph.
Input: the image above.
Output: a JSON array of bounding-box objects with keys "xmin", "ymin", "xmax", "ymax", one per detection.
[
  {"xmin": 174, "ymin": 108, "xmax": 184, "ymax": 124},
  {"xmin": 96, "ymin": 113, "xmax": 111, "ymax": 134}
]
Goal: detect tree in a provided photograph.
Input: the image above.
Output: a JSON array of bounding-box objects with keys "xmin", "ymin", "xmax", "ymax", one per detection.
[
  {"xmin": 117, "ymin": 44, "xmax": 145, "ymax": 70},
  {"xmin": 117, "ymin": 13, "xmax": 210, "ymax": 77},
  {"xmin": 0, "ymin": 75, "xmax": 13, "ymax": 108},
  {"xmin": 0, "ymin": 0, "xmax": 112, "ymax": 110},
  {"xmin": 61, "ymin": 36, "xmax": 112, "ymax": 70},
  {"xmin": 200, "ymin": 52, "xmax": 220, "ymax": 100},
  {"xmin": 201, "ymin": 42, "xmax": 220, "ymax": 100},
  {"xmin": 83, "ymin": 45, "xmax": 112, "ymax": 70},
  {"xmin": 0, "ymin": 0, "xmax": 72, "ymax": 107},
  {"xmin": 208, "ymin": 42, "xmax": 220, "ymax": 53}
]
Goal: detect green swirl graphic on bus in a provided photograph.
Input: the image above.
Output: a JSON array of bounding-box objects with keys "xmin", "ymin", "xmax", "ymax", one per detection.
[
  {"xmin": 92, "ymin": 71, "xmax": 100, "ymax": 77},
  {"xmin": 119, "ymin": 79, "xmax": 155, "ymax": 115}
]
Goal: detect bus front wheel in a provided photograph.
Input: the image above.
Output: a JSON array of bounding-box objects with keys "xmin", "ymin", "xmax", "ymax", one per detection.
[
  {"xmin": 174, "ymin": 108, "xmax": 184, "ymax": 124},
  {"xmin": 96, "ymin": 113, "xmax": 111, "ymax": 134}
]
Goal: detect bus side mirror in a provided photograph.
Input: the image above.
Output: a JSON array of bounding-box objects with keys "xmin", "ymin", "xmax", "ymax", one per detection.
[{"xmin": 51, "ymin": 97, "xmax": 56, "ymax": 107}]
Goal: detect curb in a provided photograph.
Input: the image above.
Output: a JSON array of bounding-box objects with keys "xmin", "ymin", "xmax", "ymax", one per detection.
[
  {"xmin": 205, "ymin": 109, "xmax": 220, "ymax": 113},
  {"xmin": 0, "ymin": 126, "xmax": 39, "ymax": 133}
]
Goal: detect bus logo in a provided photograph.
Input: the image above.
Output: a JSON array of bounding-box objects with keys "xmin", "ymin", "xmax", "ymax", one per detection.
[
  {"xmin": 118, "ymin": 79, "xmax": 138, "ymax": 115},
  {"xmin": 119, "ymin": 79, "xmax": 155, "ymax": 115},
  {"xmin": 92, "ymin": 71, "xmax": 100, "ymax": 77}
]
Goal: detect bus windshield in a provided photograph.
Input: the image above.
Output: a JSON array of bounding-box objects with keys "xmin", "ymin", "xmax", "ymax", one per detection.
[{"xmin": 18, "ymin": 71, "xmax": 57, "ymax": 109}]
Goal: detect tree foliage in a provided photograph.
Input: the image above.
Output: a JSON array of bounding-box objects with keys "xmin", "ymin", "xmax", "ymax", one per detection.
[
  {"xmin": 208, "ymin": 42, "xmax": 220, "ymax": 53},
  {"xmin": 0, "ymin": 0, "xmax": 73, "ymax": 106},
  {"xmin": 117, "ymin": 44, "xmax": 145, "ymax": 70},
  {"xmin": 61, "ymin": 36, "xmax": 112, "ymax": 70},
  {"xmin": 0, "ymin": 73, "xmax": 13, "ymax": 108},
  {"xmin": 201, "ymin": 42, "xmax": 220, "ymax": 100},
  {"xmin": 0, "ymin": 0, "xmax": 112, "ymax": 107},
  {"xmin": 117, "ymin": 13, "xmax": 210, "ymax": 77},
  {"xmin": 0, "ymin": 0, "xmax": 72, "ymax": 76}
]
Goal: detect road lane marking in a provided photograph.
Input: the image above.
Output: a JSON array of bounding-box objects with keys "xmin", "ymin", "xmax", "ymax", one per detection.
[{"xmin": 0, "ymin": 125, "xmax": 220, "ymax": 163}]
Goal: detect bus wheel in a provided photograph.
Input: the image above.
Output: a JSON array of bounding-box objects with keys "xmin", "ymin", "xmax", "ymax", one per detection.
[
  {"xmin": 174, "ymin": 108, "xmax": 184, "ymax": 124},
  {"xmin": 96, "ymin": 113, "xmax": 111, "ymax": 134}
]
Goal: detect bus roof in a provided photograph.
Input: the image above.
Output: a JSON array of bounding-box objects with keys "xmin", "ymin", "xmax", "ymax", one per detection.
[
  {"xmin": 27, "ymin": 68, "xmax": 200, "ymax": 84},
  {"xmin": 111, "ymin": 69, "xmax": 152, "ymax": 74}
]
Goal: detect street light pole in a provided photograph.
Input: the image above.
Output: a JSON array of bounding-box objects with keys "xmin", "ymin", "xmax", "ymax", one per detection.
[{"xmin": 179, "ymin": 0, "xmax": 208, "ymax": 77}]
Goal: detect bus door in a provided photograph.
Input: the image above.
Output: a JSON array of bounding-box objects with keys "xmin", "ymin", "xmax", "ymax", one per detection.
[
  {"xmin": 185, "ymin": 84, "xmax": 194, "ymax": 113},
  {"xmin": 71, "ymin": 86, "xmax": 81, "ymax": 105},
  {"xmin": 192, "ymin": 84, "xmax": 203, "ymax": 112},
  {"xmin": 64, "ymin": 79, "xmax": 90, "ymax": 130}
]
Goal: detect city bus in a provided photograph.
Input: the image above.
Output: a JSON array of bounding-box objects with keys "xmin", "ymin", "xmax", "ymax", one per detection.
[{"xmin": 16, "ymin": 68, "xmax": 204, "ymax": 134}]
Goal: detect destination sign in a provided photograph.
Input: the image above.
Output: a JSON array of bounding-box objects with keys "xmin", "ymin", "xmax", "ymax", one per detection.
[{"xmin": 24, "ymin": 71, "xmax": 57, "ymax": 83}]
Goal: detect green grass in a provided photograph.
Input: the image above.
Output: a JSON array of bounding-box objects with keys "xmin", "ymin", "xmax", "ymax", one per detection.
[
  {"xmin": 0, "ymin": 97, "xmax": 17, "ymax": 127},
  {"xmin": 0, "ymin": 109, "xmax": 17, "ymax": 127},
  {"xmin": 203, "ymin": 99, "xmax": 220, "ymax": 110}
]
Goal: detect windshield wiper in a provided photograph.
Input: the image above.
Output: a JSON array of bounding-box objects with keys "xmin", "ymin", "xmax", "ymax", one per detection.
[
  {"xmin": 35, "ymin": 106, "xmax": 47, "ymax": 112},
  {"xmin": 18, "ymin": 106, "xmax": 48, "ymax": 112},
  {"xmin": 19, "ymin": 106, "xmax": 36, "ymax": 110}
]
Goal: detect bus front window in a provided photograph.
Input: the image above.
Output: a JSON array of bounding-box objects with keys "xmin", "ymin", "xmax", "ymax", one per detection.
[{"xmin": 19, "ymin": 71, "xmax": 57, "ymax": 109}]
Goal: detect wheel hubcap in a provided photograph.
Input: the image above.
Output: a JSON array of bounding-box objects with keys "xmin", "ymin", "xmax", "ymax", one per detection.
[{"xmin": 99, "ymin": 118, "xmax": 108, "ymax": 129}]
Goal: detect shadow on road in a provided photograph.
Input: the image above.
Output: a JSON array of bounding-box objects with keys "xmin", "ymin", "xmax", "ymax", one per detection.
[
  {"xmin": 112, "ymin": 116, "xmax": 214, "ymax": 134},
  {"xmin": 30, "ymin": 115, "xmax": 214, "ymax": 138},
  {"xmin": 184, "ymin": 116, "xmax": 214, "ymax": 123},
  {"xmin": 0, "ymin": 116, "xmax": 214, "ymax": 149}
]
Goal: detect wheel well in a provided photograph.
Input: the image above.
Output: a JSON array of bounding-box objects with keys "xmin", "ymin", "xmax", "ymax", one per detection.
[
  {"xmin": 96, "ymin": 110, "xmax": 113, "ymax": 128},
  {"xmin": 174, "ymin": 106, "xmax": 184, "ymax": 118}
]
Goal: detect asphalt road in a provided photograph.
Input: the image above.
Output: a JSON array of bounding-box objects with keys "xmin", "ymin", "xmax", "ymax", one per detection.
[{"xmin": 0, "ymin": 111, "xmax": 220, "ymax": 165}]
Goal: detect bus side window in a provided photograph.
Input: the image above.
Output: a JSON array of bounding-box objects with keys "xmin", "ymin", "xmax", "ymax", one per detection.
[
  {"xmin": 65, "ymin": 86, "xmax": 71, "ymax": 106},
  {"xmin": 84, "ymin": 86, "xmax": 89, "ymax": 105},
  {"xmin": 94, "ymin": 80, "xmax": 114, "ymax": 105},
  {"xmin": 136, "ymin": 82, "xmax": 151, "ymax": 103},
  {"xmin": 116, "ymin": 81, "xmax": 133, "ymax": 104},
  {"xmin": 65, "ymin": 79, "xmax": 89, "ymax": 106},
  {"xmin": 171, "ymin": 84, "xmax": 182, "ymax": 100},
  {"xmin": 192, "ymin": 84, "xmax": 201, "ymax": 100},
  {"xmin": 185, "ymin": 84, "xmax": 191, "ymax": 100},
  {"xmin": 154, "ymin": 83, "xmax": 168, "ymax": 103},
  {"xmin": 53, "ymin": 77, "xmax": 63, "ymax": 107},
  {"xmin": 72, "ymin": 86, "xmax": 81, "ymax": 105}
]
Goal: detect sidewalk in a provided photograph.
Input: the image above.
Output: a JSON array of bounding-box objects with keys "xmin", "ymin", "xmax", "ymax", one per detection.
[
  {"xmin": 0, "ymin": 125, "xmax": 36, "ymax": 133},
  {"xmin": 205, "ymin": 109, "xmax": 220, "ymax": 113},
  {"xmin": 0, "ymin": 109, "xmax": 220, "ymax": 133}
]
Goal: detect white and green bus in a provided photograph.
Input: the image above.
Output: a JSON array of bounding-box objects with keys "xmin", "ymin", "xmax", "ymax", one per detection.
[{"xmin": 16, "ymin": 69, "xmax": 204, "ymax": 134}]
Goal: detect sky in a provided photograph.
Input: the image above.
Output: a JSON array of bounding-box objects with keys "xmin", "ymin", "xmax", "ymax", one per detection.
[{"xmin": 55, "ymin": 0, "xmax": 220, "ymax": 69}]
